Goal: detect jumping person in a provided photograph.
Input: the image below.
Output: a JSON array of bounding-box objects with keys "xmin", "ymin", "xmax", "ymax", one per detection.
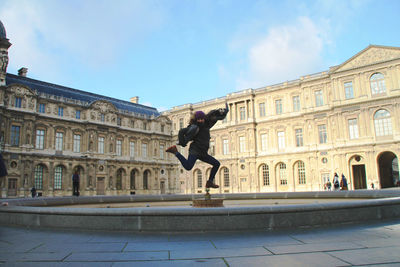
[{"xmin": 166, "ymin": 104, "xmax": 229, "ymax": 188}]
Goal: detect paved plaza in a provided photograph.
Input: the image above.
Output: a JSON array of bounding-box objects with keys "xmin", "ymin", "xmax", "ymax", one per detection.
[{"xmin": 0, "ymin": 219, "xmax": 400, "ymax": 266}]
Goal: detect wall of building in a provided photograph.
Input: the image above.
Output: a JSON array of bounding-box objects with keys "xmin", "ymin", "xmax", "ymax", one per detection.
[
  {"xmin": 165, "ymin": 46, "xmax": 400, "ymax": 194},
  {"xmin": 0, "ymin": 82, "xmax": 178, "ymax": 197}
]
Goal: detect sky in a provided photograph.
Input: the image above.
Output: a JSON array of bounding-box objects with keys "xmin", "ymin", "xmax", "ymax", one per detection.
[{"xmin": 1, "ymin": 0, "xmax": 400, "ymax": 112}]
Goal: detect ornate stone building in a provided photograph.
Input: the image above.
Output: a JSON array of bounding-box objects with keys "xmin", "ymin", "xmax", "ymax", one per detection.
[
  {"xmin": 0, "ymin": 21, "xmax": 177, "ymax": 197},
  {"xmin": 165, "ymin": 45, "xmax": 400, "ymax": 194}
]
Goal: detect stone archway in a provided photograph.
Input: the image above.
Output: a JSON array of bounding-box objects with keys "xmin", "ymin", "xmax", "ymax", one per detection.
[{"xmin": 378, "ymin": 151, "xmax": 399, "ymax": 188}]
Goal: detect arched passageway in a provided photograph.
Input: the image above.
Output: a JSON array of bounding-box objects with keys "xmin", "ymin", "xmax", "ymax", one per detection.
[{"xmin": 378, "ymin": 152, "xmax": 399, "ymax": 188}]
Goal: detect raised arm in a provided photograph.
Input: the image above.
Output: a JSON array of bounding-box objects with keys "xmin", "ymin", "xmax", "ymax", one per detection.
[{"xmin": 206, "ymin": 103, "xmax": 229, "ymax": 128}]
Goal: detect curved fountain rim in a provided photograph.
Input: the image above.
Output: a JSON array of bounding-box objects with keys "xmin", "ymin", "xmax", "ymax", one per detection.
[{"xmin": 1, "ymin": 189, "xmax": 400, "ymax": 232}]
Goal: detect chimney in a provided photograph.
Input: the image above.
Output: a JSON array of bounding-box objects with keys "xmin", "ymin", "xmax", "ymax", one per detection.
[
  {"xmin": 130, "ymin": 96, "xmax": 139, "ymax": 104},
  {"xmin": 18, "ymin": 67, "xmax": 28, "ymax": 77}
]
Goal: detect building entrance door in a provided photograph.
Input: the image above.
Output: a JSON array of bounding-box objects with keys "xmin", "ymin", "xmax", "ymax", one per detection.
[
  {"xmin": 160, "ymin": 181, "xmax": 165, "ymax": 194},
  {"xmin": 96, "ymin": 177, "xmax": 105, "ymax": 195},
  {"xmin": 8, "ymin": 178, "xmax": 17, "ymax": 196},
  {"xmin": 352, "ymin": 165, "xmax": 366, "ymax": 189},
  {"xmin": 240, "ymin": 177, "xmax": 247, "ymax": 192}
]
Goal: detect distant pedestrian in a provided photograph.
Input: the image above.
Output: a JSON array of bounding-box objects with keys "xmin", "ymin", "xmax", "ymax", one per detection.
[
  {"xmin": 31, "ymin": 187, "xmax": 36, "ymax": 198},
  {"xmin": 72, "ymin": 170, "xmax": 80, "ymax": 196},
  {"xmin": 333, "ymin": 173, "xmax": 340, "ymax": 190},
  {"xmin": 340, "ymin": 174, "xmax": 348, "ymax": 190},
  {"xmin": 326, "ymin": 180, "xmax": 332, "ymax": 191},
  {"xmin": 0, "ymin": 153, "xmax": 7, "ymax": 178}
]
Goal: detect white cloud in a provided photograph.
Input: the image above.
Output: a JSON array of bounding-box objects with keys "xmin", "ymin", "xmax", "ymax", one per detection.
[
  {"xmin": 235, "ymin": 16, "xmax": 326, "ymax": 90},
  {"xmin": 1, "ymin": 0, "xmax": 165, "ymax": 78}
]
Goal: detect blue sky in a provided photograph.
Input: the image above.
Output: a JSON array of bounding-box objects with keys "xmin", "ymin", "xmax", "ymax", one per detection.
[{"xmin": 1, "ymin": 0, "xmax": 399, "ymax": 111}]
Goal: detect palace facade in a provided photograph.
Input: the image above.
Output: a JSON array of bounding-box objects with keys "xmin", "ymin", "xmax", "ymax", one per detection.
[
  {"xmin": 165, "ymin": 45, "xmax": 400, "ymax": 194},
  {"xmin": 1, "ymin": 18, "xmax": 399, "ymax": 197},
  {"xmin": 0, "ymin": 21, "xmax": 177, "ymax": 198}
]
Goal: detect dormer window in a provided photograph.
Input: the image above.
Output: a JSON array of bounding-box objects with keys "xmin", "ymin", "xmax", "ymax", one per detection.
[{"xmin": 14, "ymin": 97, "xmax": 22, "ymax": 108}]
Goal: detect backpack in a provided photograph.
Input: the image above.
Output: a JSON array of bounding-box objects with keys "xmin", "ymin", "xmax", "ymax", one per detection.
[{"xmin": 178, "ymin": 124, "xmax": 199, "ymax": 147}]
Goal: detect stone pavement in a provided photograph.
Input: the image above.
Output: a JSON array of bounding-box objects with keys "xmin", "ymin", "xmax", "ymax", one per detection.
[{"xmin": 0, "ymin": 220, "xmax": 400, "ymax": 266}]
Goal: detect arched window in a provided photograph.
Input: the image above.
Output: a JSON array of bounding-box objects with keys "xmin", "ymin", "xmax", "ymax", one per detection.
[
  {"xmin": 374, "ymin": 109, "xmax": 393, "ymax": 136},
  {"xmin": 54, "ymin": 165, "xmax": 63, "ymax": 189},
  {"xmin": 260, "ymin": 164, "xmax": 270, "ymax": 186},
  {"xmin": 196, "ymin": 170, "xmax": 203, "ymax": 188},
  {"xmin": 116, "ymin": 169, "xmax": 123, "ymax": 190},
  {"xmin": 34, "ymin": 165, "xmax": 44, "ymax": 190},
  {"xmin": 143, "ymin": 170, "xmax": 149, "ymax": 190},
  {"xmin": 223, "ymin": 168, "xmax": 230, "ymax": 187},
  {"xmin": 278, "ymin": 163, "xmax": 287, "ymax": 185},
  {"xmin": 370, "ymin": 73, "xmax": 386, "ymax": 95},
  {"xmin": 130, "ymin": 169, "xmax": 136, "ymax": 190},
  {"xmin": 296, "ymin": 161, "xmax": 306, "ymax": 184}
]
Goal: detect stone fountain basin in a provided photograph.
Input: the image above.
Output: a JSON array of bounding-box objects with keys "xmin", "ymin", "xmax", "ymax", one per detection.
[{"xmin": 1, "ymin": 190, "xmax": 400, "ymax": 232}]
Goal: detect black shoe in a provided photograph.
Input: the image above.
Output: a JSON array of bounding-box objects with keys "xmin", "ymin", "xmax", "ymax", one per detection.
[{"xmin": 206, "ymin": 181, "xmax": 219, "ymax": 188}]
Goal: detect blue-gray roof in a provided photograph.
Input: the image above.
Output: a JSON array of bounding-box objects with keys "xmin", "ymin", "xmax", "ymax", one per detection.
[
  {"xmin": 0, "ymin": 21, "xmax": 6, "ymax": 39},
  {"xmin": 6, "ymin": 73, "xmax": 160, "ymax": 117}
]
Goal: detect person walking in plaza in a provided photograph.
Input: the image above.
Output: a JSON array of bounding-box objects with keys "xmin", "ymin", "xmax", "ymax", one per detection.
[
  {"xmin": 30, "ymin": 187, "xmax": 36, "ymax": 198},
  {"xmin": 0, "ymin": 153, "xmax": 8, "ymax": 206},
  {"xmin": 72, "ymin": 170, "xmax": 80, "ymax": 196},
  {"xmin": 340, "ymin": 174, "xmax": 348, "ymax": 190},
  {"xmin": 333, "ymin": 172, "xmax": 340, "ymax": 190},
  {"xmin": 166, "ymin": 104, "xmax": 229, "ymax": 188}
]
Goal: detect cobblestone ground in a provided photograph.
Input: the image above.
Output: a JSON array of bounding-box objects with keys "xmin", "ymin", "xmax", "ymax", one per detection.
[{"xmin": 1, "ymin": 219, "xmax": 400, "ymax": 266}]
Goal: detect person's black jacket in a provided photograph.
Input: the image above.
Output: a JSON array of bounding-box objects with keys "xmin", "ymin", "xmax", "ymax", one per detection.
[{"xmin": 189, "ymin": 104, "xmax": 229, "ymax": 156}]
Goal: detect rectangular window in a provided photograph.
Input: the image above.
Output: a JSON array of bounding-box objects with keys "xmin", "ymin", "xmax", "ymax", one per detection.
[
  {"xmin": 15, "ymin": 97, "xmax": 22, "ymax": 108},
  {"xmin": 54, "ymin": 166, "xmax": 62, "ymax": 190},
  {"xmin": 117, "ymin": 117, "xmax": 121, "ymax": 126},
  {"xmin": 260, "ymin": 133, "xmax": 267, "ymax": 152},
  {"xmin": 239, "ymin": 107, "xmax": 246, "ymax": 120},
  {"xmin": 100, "ymin": 114, "xmax": 105, "ymax": 122},
  {"xmin": 315, "ymin": 90, "xmax": 323, "ymax": 107},
  {"xmin": 344, "ymin": 82, "xmax": 354, "ymax": 99},
  {"xmin": 130, "ymin": 141, "xmax": 135, "ymax": 158},
  {"xmin": 209, "ymin": 141, "xmax": 215, "ymax": 156},
  {"xmin": 239, "ymin": 136, "xmax": 245, "ymax": 153},
  {"xmin": 259, "ymin": 102, "xmax": 266, "ymax": 117},
  {"xmin": 58, "ymin": 107, "xmax": 64, "ymax": 117},
  {"xmin": 348, "ymin": 118, "xmax": 359, "ymax": 139},
  {"xmin": 179, "ymin": 118, "xmax": 184, "ymax": 129},
  {"xmin": 142, "ymin": 143, "xmax": 147, "ymax": 158},
  {"xmin": 76, "ymin": 110, "xmax": 81, "ymax": 119},
  {"xmin": 318, "ymin": 124, "xmax": 327, "ymax": 144},
  {"xmin": 11, "ymin": 125, "xmax": 20, "ymax": 146},
  {"xmin": 116, "ymin": 140, "xmax": 122, "ymax": 156},
  {"xmin": 55, "ymin": 132, "xmax": 63, "ymax": 151},
  {"xmin": 297, "ymin": 161, "xmax": 306, "ymax": 184},
  {"xmin": 278, "ymin": 131, "xmax": 285, "ymax": 150},
  {"xmin": 295, "ymin": 129, "xmax": 303, "ymax": 147},
  {"xmin": 73, "ymin": 134, "xmax": 81, "ymax": 152},
  {"xmin": 292, "ymin": 95, "xmax": 300, "ymax": 112},
  {"xmin": 223, "ymin": 139, "xmax": 229, "ymax": 155},
  {"xmin": 39, "ymin": 103, "xmax": 46, "ymax": 113},
  {"xmin": 34, "ymin": 165, "xmax": 43, "ymax": 190},
  {"xmin": 36, "ymin": 129, "xmax": 45, "ymax": 149},
  {"xmin": 160, "ymin": 145, "xmax": 164, "ymax": 159},
  {"xmin": 98, "ymin": 137, "xmax": 104, "ymax": 154},
  {"xmin": 275, "ymin": 99, "xmax": 282, "ymax": 114}
]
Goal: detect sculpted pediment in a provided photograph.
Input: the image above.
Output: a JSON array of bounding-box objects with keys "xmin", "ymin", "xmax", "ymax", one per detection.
[
  {"xmin": 8, "ymin": 84, "xmax": 36, "ymax": 97},
  {"xmin": 90, "ymin": 100, "xmax": 117, "ymax": 113},
  {"xmin": 332, "ymin": 45, "xmax": 400, "ymax": 73}
]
